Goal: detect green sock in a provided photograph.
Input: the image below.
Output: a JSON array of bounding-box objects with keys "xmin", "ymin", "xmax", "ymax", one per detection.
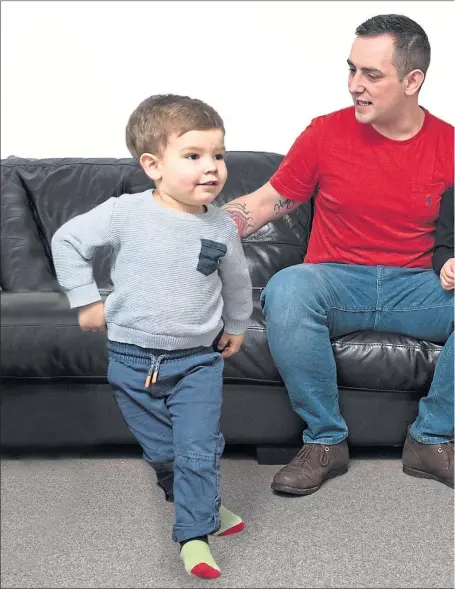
[
  {"xmin": 180, "ymin": 540, "xmax": 221, "ymax": 578},
  {"xmin": 211, "ymin": 504, "xmax": 245, "ymax": 536}
]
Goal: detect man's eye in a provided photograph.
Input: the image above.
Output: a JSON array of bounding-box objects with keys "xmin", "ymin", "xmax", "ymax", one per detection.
[
  {"xmin": 348, "ymin": 68, "xmax": 356, "ymax": 74},
  {"xmin": 186, "ymin": 154, "xmax": 199, "ymax": 160}
]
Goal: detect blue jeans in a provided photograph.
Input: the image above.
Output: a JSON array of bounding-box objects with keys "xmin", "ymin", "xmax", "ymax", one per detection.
[
  {"xmin": 107, "ymin": 341, "xmax": 225, "ymax": 543},
  {"xmin": 260, "ymin": 264, "xmax": 454, "ymax": 445}
]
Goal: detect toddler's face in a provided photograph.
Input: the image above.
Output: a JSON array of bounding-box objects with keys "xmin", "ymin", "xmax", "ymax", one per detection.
[{"xmin": 152, "ymin": 129, "xmax": 227, "ymax": 213}]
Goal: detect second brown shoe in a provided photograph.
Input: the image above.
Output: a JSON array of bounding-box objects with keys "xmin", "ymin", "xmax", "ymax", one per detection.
[
  {"xmin": 271, "ymin": 440, "xmax": 349, "ymax": 495},
  {"xmin": 402, "ymin": 431, "xmax": 454, "ymax": 488}
]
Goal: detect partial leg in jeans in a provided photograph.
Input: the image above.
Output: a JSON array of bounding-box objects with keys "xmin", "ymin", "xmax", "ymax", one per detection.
[
  {"xmin": 107, "ymin": 344, "xmax": 225, "ymax": 542},
  {"xmin": 108, "ymin": 342, "xmax": 245, "ymax": 533},
  {"xmin": 165, "ymin": 350, "xmax": 225, "ymax": 543},
  {"xmin": 261, "ymin": 263, "xmax": 380, "ymax": 494},
  {"xmin": 374, "ymin": 267, "xmax": 454, "ymax": 487},
  {"xmin": 261, "ymin": 263, "xmax": 379, "ymax": 444},
  {"xmin": 373, "ymin": 266, "xmax": 454, "ymax": 443},
  {"xmin": 107, "ymin": 346, "xmax": 175, "ymax": 499},
  {"xmin": 107, "ymin": 344, "xmax": 226, "ymax": 578}
]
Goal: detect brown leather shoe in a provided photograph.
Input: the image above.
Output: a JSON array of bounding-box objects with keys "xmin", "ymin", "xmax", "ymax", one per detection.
[
  {"xmin": 402, "ymin": 432, "xmax": 454, "ymax": 488},
  {"xmin": 271, "ymin": 440, "xmax": 349, "ymax": 495}
]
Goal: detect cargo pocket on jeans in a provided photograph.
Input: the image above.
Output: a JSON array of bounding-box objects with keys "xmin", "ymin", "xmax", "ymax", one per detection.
[{"xmin": 197, "ymin": 239, "xmax": 227, "ymax": 276}]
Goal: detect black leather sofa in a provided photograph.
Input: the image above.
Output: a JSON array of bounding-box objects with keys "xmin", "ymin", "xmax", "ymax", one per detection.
[{"xmin": 0, "ymin": 153, "xmax": 443, "ymax": 463}]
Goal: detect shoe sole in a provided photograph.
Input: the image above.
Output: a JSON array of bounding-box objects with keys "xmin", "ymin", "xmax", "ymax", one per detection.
[
  {"xmin": 271, "ymin": 465, "xmax": 348, "ymax": 496},
  {"xmin": 402, "ymin": 465, "xmax": 454, "ymax": 489}
]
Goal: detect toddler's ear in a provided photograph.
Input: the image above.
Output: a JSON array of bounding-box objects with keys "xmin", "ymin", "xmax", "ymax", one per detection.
[{"xmin": 140, "ymin": 153, "xmax": 162, "ymax": 182}]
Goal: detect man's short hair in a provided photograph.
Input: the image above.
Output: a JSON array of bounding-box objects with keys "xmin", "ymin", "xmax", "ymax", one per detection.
[
  {"xmin": 126, "ymin": 94, "xmax": 225, "ymax": 160},
  {"xmin": 356, "ymin": 14, "xmax": 431, "ymax": 80}
]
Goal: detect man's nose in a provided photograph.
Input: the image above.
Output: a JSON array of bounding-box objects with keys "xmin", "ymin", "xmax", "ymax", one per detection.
[{"xmin": 349, "ymin": 72, "xmax": 364, "ymax": 95}]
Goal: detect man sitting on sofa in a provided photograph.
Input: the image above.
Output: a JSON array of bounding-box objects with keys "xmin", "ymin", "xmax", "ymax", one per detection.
[{"xmin": 224, "ymin": 14, "xmax": 454, "ymax": 492}]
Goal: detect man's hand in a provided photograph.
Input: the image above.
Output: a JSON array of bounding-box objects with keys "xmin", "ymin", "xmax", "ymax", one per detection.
[
  {"xmin": 440, "ymin": 258, "xmax": 454, "ymax": 291},
  {"xmin": 217, "ymin": 332, "xmax": 245, "ymax": 358},
  {"xmin": 78, "ymin": 301, "xmax": 106, "ymax": 331}
]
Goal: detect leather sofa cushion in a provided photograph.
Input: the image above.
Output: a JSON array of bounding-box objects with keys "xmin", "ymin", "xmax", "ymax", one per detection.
[{"xmin": 1, "ymin": 291, "xmax": 441, "ymax": 393}]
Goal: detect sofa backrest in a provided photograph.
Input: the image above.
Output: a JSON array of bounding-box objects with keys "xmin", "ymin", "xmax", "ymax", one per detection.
[{"xmin": 0, "ymin": 153, "xmax": 312, "ymax": 292}]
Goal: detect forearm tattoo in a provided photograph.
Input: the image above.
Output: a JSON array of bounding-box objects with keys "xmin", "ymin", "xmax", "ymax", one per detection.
[
  {"xmin": 273, "ymin": 198, "xmax": 296, "ymax": 215},
  {"xmin": 224, "ymin": 202, "xmax": 254, "ymax": 236}
]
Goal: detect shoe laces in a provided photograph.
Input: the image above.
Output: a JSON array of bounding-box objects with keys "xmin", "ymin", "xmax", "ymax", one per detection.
[
  {"xmin": 293, "ymin": 443, "xmax": 330, "ymax": 465},
  {"xmin": 293, "ymin": 444, "xmax": 314, "ymax": 463},
  {"xmin": 438, "ymin": 442, "xmax": 453, "ymax": 467}
]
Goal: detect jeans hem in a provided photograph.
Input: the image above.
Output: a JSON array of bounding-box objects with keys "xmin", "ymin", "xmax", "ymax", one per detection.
[
  {"xmin": 302, "ymin": 433, "xmax": 348, "ymax": 445},
  {"xmin": 408, "ymin": 428, "xmax": 454, "ymax": 445},
  {"xmin": 173, "ymin": 519, "xmax": 219, "ymax": 543}
]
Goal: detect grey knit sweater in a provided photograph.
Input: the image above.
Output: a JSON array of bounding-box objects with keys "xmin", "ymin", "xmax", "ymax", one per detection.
[{"xmin": 51, "ymin": 190, "xmax": 253, "ymax": 350}]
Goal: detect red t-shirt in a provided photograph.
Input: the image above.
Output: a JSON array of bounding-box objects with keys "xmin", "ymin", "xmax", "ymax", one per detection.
[{"xmin": 270, "ymin": 106, "xmax": 454, "ymax": 268}]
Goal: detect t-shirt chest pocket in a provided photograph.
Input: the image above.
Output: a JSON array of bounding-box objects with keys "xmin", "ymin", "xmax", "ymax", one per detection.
[
  {"xmin": 197, "ymin": 239, "xmax": 227, "ymax": 276},
  {"xmin": 411, "ymin": 181, "xmax": 445, "ymax": 221}
]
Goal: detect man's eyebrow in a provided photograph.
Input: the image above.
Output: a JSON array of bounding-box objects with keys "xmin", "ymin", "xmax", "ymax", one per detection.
[{"xmin": 347, "ymin": 59, "xmax": 383, "ymax": 75}]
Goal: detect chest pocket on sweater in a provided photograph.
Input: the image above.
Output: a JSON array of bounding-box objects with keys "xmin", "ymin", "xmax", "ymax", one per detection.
[{"xmin": 197, "ymin": 239, "xmax": 227, "ymax": 276}]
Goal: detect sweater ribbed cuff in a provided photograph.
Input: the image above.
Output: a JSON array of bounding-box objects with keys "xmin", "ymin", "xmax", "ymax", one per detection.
[
  {"xmin": 65, "ymin": 283, "xmax": 102, "ymax": 309},
  {"xmin": 222, "ymin": 318, "xmax": 250, "ymax": 335}
]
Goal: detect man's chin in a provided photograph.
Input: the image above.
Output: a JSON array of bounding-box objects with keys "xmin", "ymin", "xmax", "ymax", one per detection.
[{"xmin": 354, "ymin": 110, "xmax": 374, "ymax": 124}]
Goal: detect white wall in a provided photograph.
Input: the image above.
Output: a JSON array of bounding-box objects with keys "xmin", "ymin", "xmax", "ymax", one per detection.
[{"xmin": 1, "ymin": 0, "xmax": 454, "ymax": 159}]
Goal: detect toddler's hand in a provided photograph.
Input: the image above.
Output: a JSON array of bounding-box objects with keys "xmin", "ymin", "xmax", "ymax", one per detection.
[
  {"xmin": 78, "ymin": 301, "xmax": 106, "ymax": 331},
  {"xmin": 217, "ymin": 332, "xmax": 245, "ymax": 358},
  {"xmin": 440, "ymin": 258, "xmax": 454, "ymax": 291}
]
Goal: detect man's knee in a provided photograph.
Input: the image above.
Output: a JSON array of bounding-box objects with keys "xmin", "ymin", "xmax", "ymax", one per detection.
[{"xmin": 261, "ymin": 264, "xmax": 326, "ymax": 314}]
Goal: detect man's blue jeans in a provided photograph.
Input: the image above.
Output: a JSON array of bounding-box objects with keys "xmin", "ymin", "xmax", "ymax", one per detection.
[
  {"xmin": 107, "ymin": 341, "xmax": 225, "ymax": 543},
  {"xmin": 260, "ymin": 264, "xmax": 454, "ymax": 445}
]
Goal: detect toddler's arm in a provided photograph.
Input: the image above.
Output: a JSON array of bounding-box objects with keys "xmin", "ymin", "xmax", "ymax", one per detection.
[
  {"xmin": 218, "ymin": 222, "xmax": 253, "ymax": 356},
  {"xmin": 51, "ymin": 198, "xmax": 117, "ymax": 308}
]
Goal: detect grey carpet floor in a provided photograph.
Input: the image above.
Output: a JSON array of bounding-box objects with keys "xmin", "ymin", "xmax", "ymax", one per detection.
[{"xmin": 1, "ymin": 448, "xmax": 453, "ymax": 589}]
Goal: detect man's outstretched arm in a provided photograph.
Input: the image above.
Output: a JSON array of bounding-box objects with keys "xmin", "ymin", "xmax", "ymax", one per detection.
[{"xmin": 223, "ymin": 181, "xmax": 299, "ymax": 238}]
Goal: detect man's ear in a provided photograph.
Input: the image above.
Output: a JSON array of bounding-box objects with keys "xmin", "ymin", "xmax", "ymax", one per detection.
[
  {"xmin": 140, "ymin": 153, "xmax": 162, "ymax": 181},
  {"xmin": 403, "ymin": 69, "xmax": 425, "ymax": 96}
]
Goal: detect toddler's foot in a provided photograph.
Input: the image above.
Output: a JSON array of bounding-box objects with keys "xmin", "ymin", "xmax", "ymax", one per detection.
[
  {"xmin": 180, "ymin": 539, "xmax": 220, "ymax": 579},
  {"xmin": 212, "ymin": 504, "xmax": 244, "ymax": 536}
]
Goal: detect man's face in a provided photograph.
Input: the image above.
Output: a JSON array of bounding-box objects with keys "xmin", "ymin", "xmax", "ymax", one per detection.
[{"xmin": 348, "ymin": 34, "xmax": 409, "ymax": 126}]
